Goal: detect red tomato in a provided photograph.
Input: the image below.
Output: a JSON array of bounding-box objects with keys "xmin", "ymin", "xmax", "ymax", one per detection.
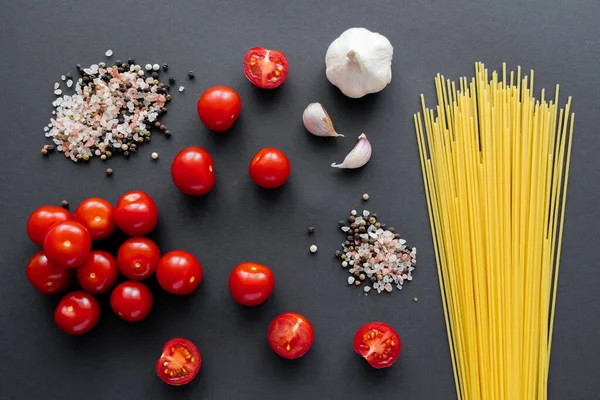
[
  {"xmin": 74, "ymin": 197, "xmax": 116, "ymax": 241},
  {"xmin": 110, "ymin": 281, "xmax": 153, "ymax": 322},
  {"xmin": 76, "ymin": 251, "xmax": 119, "ymax": 294},
  {"xmin": 114, "ymin": 191, "xmax": 158, "ymax": 236},
  {"xmin": 27, "ymin": 206, "xmax": 73, "ymax": 246},
  {"xmin": 228, "ymin": 262, "xmax": 274, "ymax": 306},
  {"xmin": 267, "ymin": 312, "xmax": 314, "ymax": 359},
  {"xmin": 171, "ymin": 147, "xmax": 216, "ymax": 196},
  {"xmin": 54, "ymin": 291, "xmax": 101, "ymax": 335},
  {"xmin": 243, "ymin": 47, "xmax": 289, "ymax": 89},
  {"xmin": 117, "ymin": 237, "xmax": 160, "ymax": 280},
  {"xmin": 156, "ymin": 250, "xmax": 203, "ymax": 295},
  {"xmin": 156, "ymin": 338, "xmax": 201, "ymax": 386},
  {"xmin": 197, "ymin": 86, "xmax": 241, "ymax": 132},
  {"xmin": 353, "ymin": 322, "xmax": 402, "ymax": 369},
  {"xmin": 26, "ymin": 251, "xmax": 73, "ymax": 295},
  {"xmin": 249, "ymin": 148, "xmax": 291, "ymax": 189},
  {"xmin": 43, "ymin": 221, "xmax": 91, "ymax": 268}
]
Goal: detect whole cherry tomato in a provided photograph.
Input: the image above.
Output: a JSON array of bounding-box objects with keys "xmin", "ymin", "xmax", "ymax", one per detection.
[
  {"xmin": 156, "ymin": 338, "xmax": 201, "ymax": 386},
  {"xmin": 197, "ymin": 86, "xmax": 241, "ymax": 132},
  {"xmin": 26, "ymin": 251, "xmax": 73, "ymax": 295},
  {"xmin": 353, "ymin": 322, "xmax": 402, "ymax": 369},
  {"xmin": 267, "ymin": 312, "xmax": 314, "ymax": 359},
  {"xmin": 156, "ymin": 250, "xmax": 203, "ymax": 295},
  {"xmin": 228, "ymin": 262, "xmax": 274, "ymax": 306},
  {"xmin": 171, "ymin": 147, "xmax": 216, "ymax": 196},
  {"xmin": 74, "ymin": 197, "xmax": 116, "ymax": 241},
  {"xmin": 27, "ymin": 205, "xmax": 73, "ymax": 246},
  {"xmin": 54, "ymin": 291, "xmax": 101, "ymax": 335},
  {"xmin": 43, "ymin": 221, "xmax": 91, "ymax": 268},
  {"xmin": 114, "ymin": 191, "xmax": 158, "ymax": 236},
  {"xmin": 117, "ymin": 237, "xmax": 160, "ymax": 280},
  {"xmin": 110, "ymin": 281, "xmax": 153, "ymax": 322},
  {"xmin": 243, "ymin": 47, "xmax": 289, "ymax": 89},
  {"xmin": 76, "ymin": 251, "xmax": 119, "ymax": 294},
  {"xmin": 249, "ymin": 148, "xmax": 291, "ymax": 189}
]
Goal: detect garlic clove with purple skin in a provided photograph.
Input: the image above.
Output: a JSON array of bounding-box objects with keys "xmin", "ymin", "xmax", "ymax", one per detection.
[
  {"xmin": 331, "ymin": 133, "xmax": 372, "ymax": 169},
  {"xmin": 302, "ymin": 102, "xmax": 344, "ymax": 137}
]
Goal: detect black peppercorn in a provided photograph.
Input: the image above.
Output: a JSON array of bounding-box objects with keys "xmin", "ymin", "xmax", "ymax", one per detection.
[
  {"xmin": 151, "ymin": 71, "xmax": 159, "ymax": 79},
  {"xmin": 338, "ymin": 220, "xmax": 346, "ymax": 228},
  {"xmin": 159, "ymin": 125, "xmax": 167, "ymax": 132},
  {"xmin": 65, "ymin": 73, "xmax": 72, "ymax": 80},
  {"xmin": 105, "ymin": 168, "xmax": 113, "ymax": 176},
  {"xmin": 349, "ymin": 215, "xmax": 356, "ymax": 223},
  {"xmin": 162, "ymin": 63, "xmax": 169, "ymax": 71},
  {"xmin": 388, "ymin": 227, "xmax": 395, "ymax": 233},
  {"xmin": 126, "ymin": 82, "xmax": 132, "ymax": 89},
  {"xmin": 346, "ymin": 235, "xmax": 353, "ymax": 241},
  {"xmin": 164, "ymin": 130, "xmax": 171, "ymax": 138},
  {"xmin": 188, "ymin": 70, "xmax": 194, "ymax": 78},
  {"xmin": 335, "ymin": 250, "xmax": 342, "ymax": 258},
  {"xmin": 61, "ymin": 200, "xmax": 69, "ymax": 209},
  {"xmin": 308, "ymin": 226, "xmax": 315, "ymax": 234},
  {"xmin": 168, "ymin": 77, "xmax": 175, "ymax": 84},
  {"xmin": 128, "ymin": 58, "xmax": 135, "ymax": 65}
]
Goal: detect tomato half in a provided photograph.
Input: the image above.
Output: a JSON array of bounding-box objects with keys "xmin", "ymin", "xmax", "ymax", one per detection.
[
  {"xmin": 76, "ymin": 251, "xmax": 119, "ymax": 294},
  {"xmin": 114, "ymin": 191, "xmax": 158, "ymax": 236},
  {"xmin": 43, "ymin": 221, "xmax": 92, "ymax": 268},
  {"xmin": 249, "ymin": 148, "xmax": 291, "ymax": 189},
  {"xmin": 156, "ymin": 338, "xmax": 201, "ymax": 386},
  {"xmin": 117, "ymin": 237, "xmax": 160, "ymax": 280},
  {"xmin": 228, "ymin": 262, "xmax": 274, "ymax": 306},
  {"xmin": 353, "ymin": 322, "xmax": 402, "ymax": 369},
  {"xmin": 267, "ymin": 312, "xmax": 314, "ymax": 359},
  {"xmin": 54, "ymin": 291, "xmax": 101, "ymax": 335},
  {"xmin": 171, "ymin": 147, "xmax": 216, "ymax": 196},
  {"xmin": 74, "ymin": 197, "xmax": 116, "ymax": 241},
  {"xmin": 156, "ymin": 250, "xmax": 203, "ymax": 295},
  {"xmin": 243, "ymin": 47, "xmax": 289, "ymax": 89},
  {"xmin": 110, "ymin": 281, "xmax": 153, "ymax": 322},
  {"xmin": 27, "ymin": 205, "xmax": 73, "ymax": 246},
  {"xmin": 26, "ymin": 251, "xmax": 73, "ymax": 295},
  {"xmin": 197, "ymin": 86, "xmax": 241, "ymax": 132}
]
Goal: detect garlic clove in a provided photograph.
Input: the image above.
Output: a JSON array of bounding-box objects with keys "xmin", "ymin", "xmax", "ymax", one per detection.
[
  {"xmin": 331, "ymin": 133, "xmax": 372, "ymax": 169},
  {"xmin": 302, "ymin": 102, "xmax": 344, "ymax": 137}
]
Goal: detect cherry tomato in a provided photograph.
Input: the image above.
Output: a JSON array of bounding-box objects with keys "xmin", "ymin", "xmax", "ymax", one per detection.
[
  {"xmin": 228, "ymin": 262, "xmax": 274, "ymax": 306},
  {"xmin": 43, "ymin": 221, "xmax": 91, "ymax": 268},
  {"xmin": 27, "ymin": 205, "xmax": 73, "ymax": 246},
  {"xmin": 353, "ymin": 322, "xmax": 402, "ymax": 369},
  {"xmin": 156, "ymin": 250, "xmax": 203, "ymax": 295},
  {"xmin": 171, "ymin": 147, "xmax": 216, "ymax": 196},
  {"xmin": 267, "ymin": 312, "xmax": 314, "ymax": 359},
  {"xmin": 74, "ymin": 197, "xmax": 116, "ymax": 241},
  {"xmin": 54, "ymin": 291, "xmax": 101, "ymax": 335},
  {"xmin": 249, "ymin": 148, "xmax": 291, "ymax": 189},
  {"xmin": 156, "ymin": 338, "xmax": 201, "ymax": 386},
  {"xmin": 110, "ymin": 281, "xmax": 153, "ymax": 322},
  {"xmin": 76, "ymin": 251, "xmax": 119, "ymax": 294},
  {"xmin": 243, "ymin": 47, "xmax": 289, "ymax": 89},
  {"xmin": 114, "ymin": 191, "xmax": 158, "ymax": 236},
  {"xmin": 26, "ymin": 251, "xmax": 73, "ymax": 295},
  {"xmin": 117, "ymin": 237, "xmax": 160, "ymax": 280},
  {"xmin": 197, "ymin": 86, "xmax": 241, "ymax": 132}
]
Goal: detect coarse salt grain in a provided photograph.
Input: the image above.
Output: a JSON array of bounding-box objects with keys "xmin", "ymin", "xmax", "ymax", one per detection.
[
  {"xmin": 54, "ymin": 89, "xmax": 62, "ymax": 95},
  {"xmin": 66, "ymin": 79, "xmax": 73, "ymax": 88},
  {"xmin": 105, "ymin": 49, "xmax": 113, "ymax": 57},
  {"xmin": 178, "ymin": 86, "xmax": 185, "ymax": 92}
]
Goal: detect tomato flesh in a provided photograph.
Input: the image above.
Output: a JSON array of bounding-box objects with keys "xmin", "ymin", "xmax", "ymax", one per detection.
[
  {"xmin": 43, "ymin": 220, "xmax": 92, "ymax": 268},
  {"xmin": 228, "ymin": 262, "xmax": 274, "ymax": 306},
  {"xmin": 156, "ymin": 338, "xmax": 201, "ymax": 386},
  {"xmin": 197, "ymin": 86, "xmax": 241, "ymax": 132},
  {"xmin": 156, "ymin": 250, "xmax": 203, "ymax": 295},
  {"xmin": 117, "ymin": 237, "xmax": 161, "ymax": 280},
  {"xmin": 54, "ymin": 291, "xmax": 101, "ymax": 335},
  {"xmin": 249, "ymin": 148, "xmax": 291, "ymax": 189},
  {"xmin": 244, "ymin": 47, "xmax": 289, "ymax": 89},
  {"xmin": 171, "ymin": 147, "xmax": 216, "ymax": 196},
  {"xmin": 267, "ymin": 312, "xmax": 314, "ymax": 359},
  {"xmin": 27, "ymin": 205, "xmax": 73, "ymax": 246},
  {"xmin": 26, "ymin": 251, "xmax": 73, "ymax": 295},
  {"xmin": 74, "ymin": 197, "xmax": 116, "ymax": 241},
  {"xmin": 114, "ymin": 191, "xmax": 158, "ymax": 237},
  {"xmin": 353, "ymin": 322, "xmax": 401, "ymax": 369},
  {"xmin": 76, "ymin": 250, "xmax": 119, "ymax": 294}
]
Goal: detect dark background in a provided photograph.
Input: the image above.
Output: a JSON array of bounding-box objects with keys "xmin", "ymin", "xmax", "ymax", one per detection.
[{"xmin": 1, "ymin": 0, "xmax": 599, "ymax": 399}]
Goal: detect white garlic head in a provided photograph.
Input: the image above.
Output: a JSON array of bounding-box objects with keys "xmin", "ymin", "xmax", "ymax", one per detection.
[{"xmin": 325, "ymin": 27, "xmax": 393, "ymax": 98}]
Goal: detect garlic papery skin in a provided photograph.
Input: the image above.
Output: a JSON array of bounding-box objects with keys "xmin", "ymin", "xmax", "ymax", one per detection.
[
  {"xmin": 325, "ymin": 28, "xmax": 393, "ymax": 98},
  {"xmin": 331, "ymin": 133, "xmax": 372, "ymax": 169},
  {"xmin": 302, "ymin": 102, "xmax": 343, "ymax": 137}
]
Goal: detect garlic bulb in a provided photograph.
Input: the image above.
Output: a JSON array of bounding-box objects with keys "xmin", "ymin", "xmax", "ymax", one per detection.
[
  {"xmin": 302, "ymin": 102, "xmax": 343, "ymax": 137},
  {"xmin": 325, "ymin": 28, "xmax": 393, "ymax": 98},
  {"xmin": 331, "ymin": 133, "xmax": 372, "ymax": 169}
]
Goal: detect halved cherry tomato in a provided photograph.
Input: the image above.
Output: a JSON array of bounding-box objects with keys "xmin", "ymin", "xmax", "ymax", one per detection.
[
  {"xmin": 267, "ymin": 312, "xmax": 314, "ymax": 359},
  {"xmin": 228, "ymin": 262, "xmax": 274, "ymax": 306},
  {"xmin": 156, "ymin": 338, "xmax": 201, "ymax": 386},
  {"xmin": 27, "ymin": 206, "xmax": 73, "ymax": 246},
  {"xmin": 74, "ymin": 197, "xmax": 116, "ymax": 241},
  {"xmin": 54, "ymin": 291, "xmax": 101, "ymax": 335},
  {"xmin": 117, "ymin": 237, "xmax": 160, "ymax": 280},
  {"xmin": 76, "ymin": 251, "xmax": 119, "ymax": 294},
  {"xmin": 171, "ymin": 147, "xmax": 216, "ymax": 196},
  {"xmin": 26, "ymin": 251, "xmax": 73, "ymax": 295},
  {"xmin": 114, "ymin": 191, "xmax": 158, "ymax": 236},
  {"xmin": 197, "ymin": 86, "xmax": 241, "ymax": 132},
  {"xmin": 353, "ymin": 322, "xmax": 402, "ymax": 369},
  {"xmin": 243, "ymin": 47, "xmax": 289, "ymax": 89},
  {"xmin": 156, "ymin": 250, "xmax": 203, "ymax": 295},
  {"xmin": 249, "ymin": 148, "xmax": 291, "ymax": 189},
  {"xmin": 43, "ymin": 221, "xmax": 91, "ymax": 268},
  {"xmin": 110, "ymin": 281, "xmax": 153, "ymax": 322}
]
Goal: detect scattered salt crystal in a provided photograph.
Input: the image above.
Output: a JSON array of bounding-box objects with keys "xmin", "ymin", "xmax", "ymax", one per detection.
[
  {"xmin": 61, "ymin": 75, "xmax": 66, "ymax": 81},
  {"xmin": 54, "ymin": 82, "xmax": 60, "ymax": 90},
  {"xmin": 105, "ymin": 49, "xmax": 113, "ymax": 57},
  {"xmin": 363, "ymin": 210, "xmax": 370, "ymax": 217},
  {"xmin": 66, "ymin": 80, "xmax": 73, "ymax": 88},
  {"xmin": 348, "ymin": 277, "xmax": 355, "ymax": 285},
  {"xmin": 178, "ymin": 86, "xmax": 185, "ymax": 92},
  {"xmin": 364, "ymin": 286, "xmax": 371, "ymax": 293},
  {"xmin": 384, "ymin": 283, "xmax": 393, "ymax": 292},
  {"xmin": 341, "ymin": 226, "xmax": 350, "ymax": 232},
  {"xmin": 54, "ymin": 89, "xmax": 62, "ymax": 95}
]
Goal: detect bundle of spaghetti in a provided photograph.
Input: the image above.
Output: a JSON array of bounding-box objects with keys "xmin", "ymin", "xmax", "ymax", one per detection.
[{"xmin": 414, "ymin": 62, "xmax": 574, "ymax": 400}]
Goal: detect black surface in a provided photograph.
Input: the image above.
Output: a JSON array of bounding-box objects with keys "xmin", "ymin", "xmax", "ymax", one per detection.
[{"xmin": 1, "ymin": 1, "xmax": 599, "ymax": 399}]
